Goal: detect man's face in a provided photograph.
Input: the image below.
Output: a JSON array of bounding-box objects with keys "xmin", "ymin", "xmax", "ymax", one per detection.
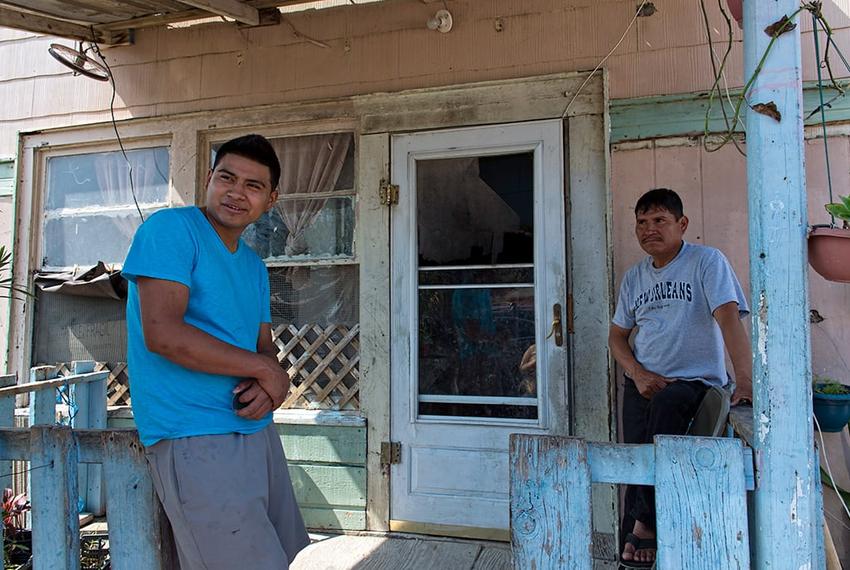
[
  {"xmin": 635, "ymin": 206, "xmax": 688, "ymax": 258},
  {"xmin": 204, "ymin": 153, "xmax": 277, "ymax": 232}
]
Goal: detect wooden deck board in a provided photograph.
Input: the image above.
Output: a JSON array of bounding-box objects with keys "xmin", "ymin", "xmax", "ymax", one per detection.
[{"xmin": 290, "ymin": 535, "xmax": 508, "ymax": 570}]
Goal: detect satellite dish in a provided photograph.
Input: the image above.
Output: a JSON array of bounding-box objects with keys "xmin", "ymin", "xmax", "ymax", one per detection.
[{"xmin": 48, "ymin": 43, "xmax": 110, "ymax": 82}]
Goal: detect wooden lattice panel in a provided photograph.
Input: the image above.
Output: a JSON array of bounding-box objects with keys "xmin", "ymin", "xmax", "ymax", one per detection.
[
  {"xmin": 273, "ymin": 324, "xmax": 360, "ymax": 410},
  {"xmin": 55, "ymin": 362, "xmax": 131, "ymax": 406}
]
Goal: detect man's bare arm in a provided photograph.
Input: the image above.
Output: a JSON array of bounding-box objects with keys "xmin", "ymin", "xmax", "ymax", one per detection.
[
  {"xmin": 713, "ymin": 301, "xmax": 753, "ymax": 405},
  {"xmin": 609, "ymin": 324, "xmax": 670, "ymax": 398},
  {"xmin": 137, "ymin": 277, "xmax": 289, "ymax": 410},
  {"xmin": 233, "ymin": 323, "xmax": 291, "ymax": 420}
]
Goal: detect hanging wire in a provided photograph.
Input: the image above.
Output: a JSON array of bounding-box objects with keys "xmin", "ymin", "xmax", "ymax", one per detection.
[
  {"xmin": 87, "ymin": 29, "xmax": 145, "ymax": 224},
  {"xmin": 812, "ymin": 11, "xmax": 836, "ymax": 227},
  {"xmin": 561, "ymin": 0, "xmax": 649, "ymax": 118}
]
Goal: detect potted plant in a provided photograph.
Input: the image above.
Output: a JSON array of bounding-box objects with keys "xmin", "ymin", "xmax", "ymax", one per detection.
[
  {"xmin": 2, "ymin": 488, "xmax": 31, "ymax": 569},
  {"xmin": 813, "ymin": 376, "xmax": 850, "ymax": 433},
  {"xmin": 808, "ymin": 195, "xmax": 850, "ymax": 283}
]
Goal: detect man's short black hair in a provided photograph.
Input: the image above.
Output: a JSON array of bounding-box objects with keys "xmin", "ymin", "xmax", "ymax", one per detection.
[
  {"xmin": 635, "ymin": 188, "xmax": 684, "ymax": 219},
  {"xmin": 213, "ymin": 134, "xmax": 281, "ymax": 191}
]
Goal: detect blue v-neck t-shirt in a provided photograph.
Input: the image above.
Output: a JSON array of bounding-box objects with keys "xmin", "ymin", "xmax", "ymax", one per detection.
[{"xmin": 123, "ymin": 206, "xmax": 272, "ymax": 446}]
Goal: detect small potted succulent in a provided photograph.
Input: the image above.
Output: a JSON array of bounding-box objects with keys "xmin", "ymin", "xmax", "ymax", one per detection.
[
  {"xmin": 813, "ymin": 376, "xmax": 850, "ymax": 433},
  {"xmin": 808, "ymin": 195, "xmax": 850, "ymax": 283}
]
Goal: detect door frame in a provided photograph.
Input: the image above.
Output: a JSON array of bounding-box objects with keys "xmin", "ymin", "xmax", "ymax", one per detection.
[
  {"xmin": 354, "ymin": 71, "xmax": 614, "ymax": 540},
  {"xmin": 387, "ymin": 119, "xmax": 569, "ymax": 536}
]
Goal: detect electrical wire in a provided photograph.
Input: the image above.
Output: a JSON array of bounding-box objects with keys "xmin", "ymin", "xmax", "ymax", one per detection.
[
  {"xmin": 814, "ymin": 415, "xmax": 850, "ymax": 523},
  {"xmin": 87, "ymin": 32, "xmax": 145, "ymax": 224},
  {"xmin": 700, "ymin": 0, "xmax": 745, "ymax": 156},
  {"xmin": 561, "ymin": 0, "xmax": 648, "ymax": 118},
  {"xmin": 812, "ymin": 12, "xmax": 836, "ymax": 227}
]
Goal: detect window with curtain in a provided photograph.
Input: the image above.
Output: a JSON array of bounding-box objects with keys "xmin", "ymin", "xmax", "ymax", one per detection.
[
  {"xmin": 42, "ymin": 147, "xmax": 170, "ymax": 269},
  {"xmin": 211, "ymin": 132, "xmax": 360, "ymax": 411}
]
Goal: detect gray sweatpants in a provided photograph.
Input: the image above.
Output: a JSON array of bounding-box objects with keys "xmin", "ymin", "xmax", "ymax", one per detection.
[{"xmin": 145, "ymin": 424, "xmax": 310, "ymax": 570}]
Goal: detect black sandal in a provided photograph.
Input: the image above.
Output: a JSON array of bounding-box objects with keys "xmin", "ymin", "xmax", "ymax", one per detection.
[{"xmin": 619, "ymin": 532, "xmax": 657, "ymax": 569}]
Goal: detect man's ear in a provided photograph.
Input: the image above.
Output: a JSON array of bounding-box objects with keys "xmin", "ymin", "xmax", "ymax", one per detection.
[
  {"xmin": 679, "ymin": 215, "xmax": 690, "ymax": 232},
  {"xmin": 266, "ymin": 189, "xmax": 278, "ymax": 212}
]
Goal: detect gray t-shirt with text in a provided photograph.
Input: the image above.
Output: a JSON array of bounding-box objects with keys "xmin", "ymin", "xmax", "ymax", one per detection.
[{"xmin": 612, "ymin": 241, "xmax": 749, "ymax": 387}]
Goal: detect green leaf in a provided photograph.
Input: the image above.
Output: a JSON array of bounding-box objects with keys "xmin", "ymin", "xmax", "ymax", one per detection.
[
  {"xmin": 826, "ymin": 202, "xmax": 850, "ymax": 222},
  {"xmin": 842, "ymin": 194, "xmax": 850, "ymax": 210},
  {"xmin": 821, "ymin": 467, "xmax": 850, "ymax": 505}
]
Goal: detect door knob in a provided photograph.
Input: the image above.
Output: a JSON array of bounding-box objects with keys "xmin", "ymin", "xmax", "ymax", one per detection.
[{"xmin": 545, "ymin": 303, "xmax": 563, "ymax": 346}]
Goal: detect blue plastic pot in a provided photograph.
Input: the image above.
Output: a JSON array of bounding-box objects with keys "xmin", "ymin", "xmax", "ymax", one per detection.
[{"xmin": 813, "ymin": 384, "xmax": 850, "ymax": 433}]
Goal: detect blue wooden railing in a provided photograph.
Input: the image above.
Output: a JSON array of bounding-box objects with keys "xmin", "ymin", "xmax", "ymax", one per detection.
[
  {"xmin": 510, "ymin": 434, "xmax": 756, "ymax": 569},
  {"xmin": 0, "ymin": 363, "xmax": 176, "ymax": 570}
]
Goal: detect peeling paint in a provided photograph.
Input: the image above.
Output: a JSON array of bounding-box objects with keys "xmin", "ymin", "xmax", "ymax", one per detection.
[
  {"xmin": 758, "ymin": 412, "xmax": 770, "ymax": 443},
  {"xmin": 757, "ymin": 292, "xmax": 768, "ymax": 368}
]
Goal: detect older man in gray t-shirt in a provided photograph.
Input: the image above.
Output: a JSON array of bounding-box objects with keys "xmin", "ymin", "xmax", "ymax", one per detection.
[{"xmin": 609, "ymin": 188, "xmax": 752, "ymax": 567}]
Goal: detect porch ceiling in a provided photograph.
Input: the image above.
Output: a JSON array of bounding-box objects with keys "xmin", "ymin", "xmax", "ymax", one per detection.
[{"xmin": 0, "ymin": 0, "xmax": 393, "ymax": 44}]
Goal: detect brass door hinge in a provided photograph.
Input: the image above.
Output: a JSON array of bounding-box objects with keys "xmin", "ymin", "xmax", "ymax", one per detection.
[
  {"xmin": 379, "ymin": 179, "xmax": 399, "ymax": 206},
  {"xmin": 381, "ymin": 441, "xmax": 401, "ymax": 465}
]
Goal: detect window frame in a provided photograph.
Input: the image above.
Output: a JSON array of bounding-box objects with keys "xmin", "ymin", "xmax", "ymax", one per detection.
[{"xmin": 202, "ymin": 127, "xmax": 359, "ymax": 268}]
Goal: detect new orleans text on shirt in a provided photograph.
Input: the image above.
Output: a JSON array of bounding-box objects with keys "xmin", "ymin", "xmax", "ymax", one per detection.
[{"xmin": 633, "ymin": 280, "xmax": 693, "ymax": 312}]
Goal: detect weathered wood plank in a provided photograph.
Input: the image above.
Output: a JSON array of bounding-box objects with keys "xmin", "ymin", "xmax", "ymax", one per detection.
[
  {"xmin": 1, "ymin": 371, "xmax": 109, "ymax": 399},
  {"xmin": 72, "ymin": 361, "xmax": 106, "ymax": 516},
  {"xmin": 29, "ymin": 366, "xmax": 57, "ymax": 426},
  {"xmin": 472, "ymin": 547, "xmax": 512, "ymax": 570},
  {"xmin": 299, "ymin": 507, "xmax": 366, "ymax": 531},
  {"xmin": 654, "ymin": 436, "xmax": 750, "ymax": 570},
  {"xmin": 29, "ymin": 426, "xmax": 80, "ymax": 570},
  {"xmin": 510, "ymin": 435, "xmax": 592, "ymax": 570},
  {"xmin": 0, "ymin": 375, "xmax": 16, "ymax": 484},
  {"xmin": 356, "ymin": 73, "xmax": 603, "ymax": 134},
  {"xmin": 744, "ymin": 2, "xmax": 819, "ymax": 567},
  {"xmin": 277, "ymin": 424, "xmax": 366, "ymax": 465},
  {"xmin": 288, "ymin": 464, "xmax": 366, "ymax": 508},
  {"xmin": 101, "ymin": 430, "xmax": 178, "ymax": 570},
  {"xmin": 357, "ymin": 131, "xmax": 391, "ymax": 532}
]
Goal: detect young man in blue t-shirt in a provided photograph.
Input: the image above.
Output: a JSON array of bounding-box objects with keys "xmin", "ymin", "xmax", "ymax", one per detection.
[
  {"xmin": 123, "ymin": 134, "xmax": 309, "ymax": 569},
  {"xmin": 609, "ymin": 188, "xmax": 753, "ymax": 567}
]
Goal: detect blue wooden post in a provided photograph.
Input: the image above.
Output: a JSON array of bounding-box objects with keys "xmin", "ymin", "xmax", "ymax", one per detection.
[
  {"xmin": 102, "ymin": 430, "xmax": 178, "ymax": 570},
  {"xmin": 743, "ymin": 2, "xmax": 819, "ymax": 567},
  {"xmin": 28, "ymin": 365, "xmax": 56, "ymax": 426},
  {"xmin": 29, "ymin": 426, "xmax": 80, "ymax": 570},
  {"xmin": 654, "ymin": 436, "xmax": 750, "ymax": 569},
  {"xmin": 510, "ymin": 435, "xmax": 592, "ymax": 570},
  {"xmin": 0, "ymin": 373, "xmax": 15, "ymax": 570},
  {"xmin": 71, "ymin": 360, "xmax": 106, "ymax": 516}
]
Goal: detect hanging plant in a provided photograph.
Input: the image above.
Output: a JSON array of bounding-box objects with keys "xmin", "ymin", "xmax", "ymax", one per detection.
[{"xmin": 809, "ymin": 196, "xmax": 850, "ymax": 283}]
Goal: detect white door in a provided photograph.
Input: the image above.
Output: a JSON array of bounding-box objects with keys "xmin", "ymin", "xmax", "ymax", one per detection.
[{"xmin": 390, "ymin": 120, "xmax": 569, "ymax": 534}]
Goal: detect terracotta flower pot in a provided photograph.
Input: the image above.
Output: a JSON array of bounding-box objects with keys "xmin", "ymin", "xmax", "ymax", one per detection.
[{"xmin": 808, "ymin": 226, "xmax": 850, "ymax": 283}]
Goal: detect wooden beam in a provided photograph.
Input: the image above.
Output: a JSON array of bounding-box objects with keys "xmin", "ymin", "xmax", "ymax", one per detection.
[
  {"xmin": 0, "ymin": 6, "xmax": 116, "ymax": 44},
  {"xmin": 95, "ymin": 0, "xmax": 338, "ymax": 32},
  {"xmin": 177, "ymin": 0, "xmax": 259, "ymax": 25},
  {"xmin": 743, "ymin": 1, "xmax": 819, "ymax": 568}
]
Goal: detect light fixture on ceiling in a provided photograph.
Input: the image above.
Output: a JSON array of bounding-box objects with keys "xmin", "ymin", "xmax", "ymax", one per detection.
[{"xmin": 427, "ymin": 9, "xmax": 453, "ymax": 33}]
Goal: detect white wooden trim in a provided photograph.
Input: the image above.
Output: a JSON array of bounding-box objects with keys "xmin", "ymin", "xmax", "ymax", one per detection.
[
  {"xmin": 272, "ymin": 409, "xmax": 366, "ymax": 427},
  {"xmin": 418, "ymin": 283, "xmax": 534, "ymax": 291},
  {"xmin": 419, "ymin": 264, "xmax": 533, "ymax": 271},
  {"xmin": 418, "ymin": 395, "xmax": 538, "ymax": 406},
  {"xmin": 356, "ymin": 132, "xmax": 391, "ymax": 532}
]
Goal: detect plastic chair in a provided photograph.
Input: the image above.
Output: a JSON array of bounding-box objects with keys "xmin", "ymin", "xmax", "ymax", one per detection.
[{"xmin": 687, "ymin": 385, "xmax": 731, "ymax": 437}]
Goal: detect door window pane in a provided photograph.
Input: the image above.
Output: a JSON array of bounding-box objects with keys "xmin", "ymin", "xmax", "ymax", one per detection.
[{"xmin": 416, "ymin": 153, "xmax": 537, "ymax": 419}]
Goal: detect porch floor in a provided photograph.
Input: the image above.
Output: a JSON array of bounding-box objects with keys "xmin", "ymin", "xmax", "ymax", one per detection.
[{"xmin": 291, "ymin": 532, "xmax": 512, "ymax": 570}]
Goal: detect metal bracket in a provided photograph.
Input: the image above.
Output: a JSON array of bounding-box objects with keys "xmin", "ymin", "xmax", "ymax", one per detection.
[
  {"xmin": 381, "ymin": 441, "xmax": 401, "ymax": 465},
  {"xmin": 379, "ymin": 179, "xmax": 399, "ymax": 206}
]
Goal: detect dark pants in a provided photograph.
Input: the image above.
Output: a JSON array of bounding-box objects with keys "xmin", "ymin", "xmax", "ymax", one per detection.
[{"xmin": 622, "ymin": 378, "xmax": 708, "ymax": 532}]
